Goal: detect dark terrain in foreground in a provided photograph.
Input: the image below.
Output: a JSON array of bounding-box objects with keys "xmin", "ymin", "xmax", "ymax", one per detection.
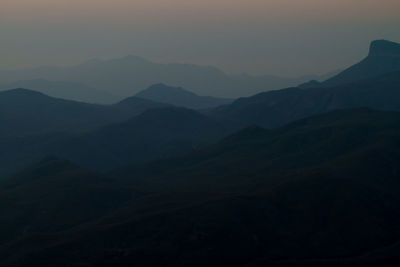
[{"xmin": 1, "ymin": 108, "xmax": 400, "ymax": 266}]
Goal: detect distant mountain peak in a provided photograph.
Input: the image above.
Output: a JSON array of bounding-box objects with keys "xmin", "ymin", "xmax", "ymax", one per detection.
[
  {"xmin": 135, "ymin": 83, "xmax": 232, "ymax": 109},
  {"xmin": 145, "ymin": 83, "xmax": 194, "ymax": 95},
  {"xmin": 369, "ymin": 39, "xmax": 400, "ymax": 57}
]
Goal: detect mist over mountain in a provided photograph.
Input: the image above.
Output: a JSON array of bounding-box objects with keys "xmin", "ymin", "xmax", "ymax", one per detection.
[
  {"xmin": 136, "ymin": 83, "xmax": 232, "ymax": 109},
  {"xmin": 0, "ymin": 56, "xmax": 336, "ymax": 99},
  {"xmin": 1, "ymin": 109, "xmax": 400, "ymax": 266},
  {"xmin": 301, "ymin": 40, "xmax": 400, "ymax": 88}
]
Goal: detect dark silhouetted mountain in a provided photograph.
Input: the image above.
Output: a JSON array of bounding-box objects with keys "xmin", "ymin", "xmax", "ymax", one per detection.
[
  {"xmin": 300, "ymin": 40, "xmax": 400, "ymax": 88},
  {"xmin": 135, "ymin": 83, "xmax": 232, "ymax": 109},
  {"xmin": 1, "ymin": 109, "xmax": 400, "ymax": 266},
  {"xmin": 0, "ymin": 79, "xmax": 119, "ymax": 104},
  {"xmin": 0, "ymin": 88, "xmax": 166, "ymax": 137},
  {"xmin": 0, "ymin": 107, "xmax": 233, "ymax": 178},
  {"xmin": 0, "ymin": 56, "xmax": 336, "ymax": 98},
  {"xmin": 213, "ymin": 71, "xmax": 400, "ymax": 128}
]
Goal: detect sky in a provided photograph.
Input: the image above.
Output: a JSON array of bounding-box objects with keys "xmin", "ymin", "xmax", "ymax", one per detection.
[{"xmin": 1, "ymin": 0, "xmax": 400, "ymax": 76}]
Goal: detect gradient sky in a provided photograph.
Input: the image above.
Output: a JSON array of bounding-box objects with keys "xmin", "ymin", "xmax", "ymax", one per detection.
[{"xmin": 1, "ymin": 0, "xmax": 400, "ymax": 76}]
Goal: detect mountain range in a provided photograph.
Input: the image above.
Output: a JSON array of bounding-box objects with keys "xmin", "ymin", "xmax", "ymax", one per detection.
[
  {"xmin": 1, "ymin": 40, "xmax": 397, "ymax": 104},
  {"xmin": 1, "ymin": 39, "xmax": 400, "ymax": 266},
  {"xmin": 0, "ymin": 55, "xmax": 337, "ymax": 100},
  {"xmin": 1, "ymin": 41, "xmax": 399, "ymax": 176}
]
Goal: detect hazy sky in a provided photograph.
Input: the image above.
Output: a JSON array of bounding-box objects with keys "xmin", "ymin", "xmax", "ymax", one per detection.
[{"xmin": 1, "ymin": 0, "xmax": 400, "ymax": 76}]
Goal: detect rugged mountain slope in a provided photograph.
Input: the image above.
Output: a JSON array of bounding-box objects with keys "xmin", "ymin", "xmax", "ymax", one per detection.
[
  {"xmin": 135, "ymin": 83, "xmax": 232, "ymax": 109},
  {"xmin": 1, "ymin": 109, "xmax": 400, "ymax": 266},
  {"xmin": 0, "ymin": 79, "xmax": 119, "ymax": 104},
  {"xmin": 212, "ymin": 71, "xmax": 400, "ymax": 128},
  {"xmin": 301, "ymin": 40, "xmax": 400, "ymax": 88},
  {"xmin": 0, "ymin": 88, "xmax": 166, "ymax": 137}
]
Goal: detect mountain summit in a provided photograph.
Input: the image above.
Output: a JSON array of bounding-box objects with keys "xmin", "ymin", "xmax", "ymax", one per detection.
[
  {"xmin": 369, "ymin": 39, "xmax": 400, "ymax": 57},
  {"xmin": 301, "ymin": 39, "xmax": 400, "ymax": 88}
]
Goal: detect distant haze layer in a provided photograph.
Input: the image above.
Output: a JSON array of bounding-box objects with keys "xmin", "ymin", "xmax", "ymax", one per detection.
[{"xmin": 1, "ymin": 0, "xmax": 400, "ymax": 76}]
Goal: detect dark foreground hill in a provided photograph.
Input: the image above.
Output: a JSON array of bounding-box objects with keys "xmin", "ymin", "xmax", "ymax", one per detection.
[
  {"xmin": 136, "ymin": 83, "xmax": 232, "ymax": 109},
  {"xmin": 1, "ymin": 108, "xmax": 400, "ymax": 266},
  {"xmin": 212, "ymin": 71, "xmax": 400, "ymax": 128}
]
